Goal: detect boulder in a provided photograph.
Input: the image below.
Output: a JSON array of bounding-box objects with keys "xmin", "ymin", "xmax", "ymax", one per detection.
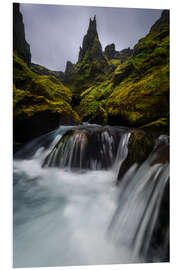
[
  {"xmin": 118, "ymin": 129, "xmax": 154, "ymax": 180},
  {"xmin": 43, "ymin": 126, "xmax": 126, "ymax": 170}
]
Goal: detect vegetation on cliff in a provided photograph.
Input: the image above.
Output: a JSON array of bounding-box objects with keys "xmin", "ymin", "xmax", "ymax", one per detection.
[
  {"xmin": 13, "ymin": 5, "xmax": 169, "ymax": 142},
  {"xmin": 13, "ymin": 3, "xmax": 80, "ymax": 142},
  {"xmin": 76, "ymin": 10, "xmax": 169, "ymax": 131},
  {"xmin": 64, "ymin": 16, "xmax": 111, "ymax": 103}
]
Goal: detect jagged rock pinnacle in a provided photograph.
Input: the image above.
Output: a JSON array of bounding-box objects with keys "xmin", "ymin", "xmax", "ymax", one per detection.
[
  {"xmin": 65, "ymin": 61, "xmax": 74, "ymax": 76},
  {"xmin": 78, "ymin": 15, "xmax": 104, "ymax": 62},
  {"xmin": 13, "ymin": 3, "xmax": 31, "ymax": 65}
]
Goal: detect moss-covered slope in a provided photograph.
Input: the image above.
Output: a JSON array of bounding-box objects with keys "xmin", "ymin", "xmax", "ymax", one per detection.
[
  {"xmin": 13, "ymin": 6, "xmax": 169, "ymax": 142},
  {"xmin": 13, "ymin": 4, "xmax": 80, "ymax": 142},
  {"xmin": 77, "ymin": 10, "xmax": 169, "ymax": 131},
  {"xmin": 13, "ymin": 53, "xmax": 80, "ymax": 142},
  {"xmin": 31, "ymin": 63, "xmax": 65, "ymax": 80}
]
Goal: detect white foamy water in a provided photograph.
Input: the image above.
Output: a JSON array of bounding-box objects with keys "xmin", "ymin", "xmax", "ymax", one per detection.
[
  {"xmin": 13, "ymin": 125, "xmax": 169, "ymax": 267},
  {"xmin": 13, "ymin": 159, "xmax": 136, "ymax": 267}
]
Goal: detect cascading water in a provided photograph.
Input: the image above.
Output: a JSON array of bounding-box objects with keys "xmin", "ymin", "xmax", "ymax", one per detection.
[
  {"xmin": 112, "ymin": 132, "xmax": 131, "ymax": 179},
  {"xmin": 42, "ymin": 125, "xmax": 127, "ymax": 170},
  {"xmin": 13, "ymin": 124, "xmax": 169, "ymax": 268},
  {"xmin": 109, "ymin": 149, "xmax": 169, "ymax": 262}
]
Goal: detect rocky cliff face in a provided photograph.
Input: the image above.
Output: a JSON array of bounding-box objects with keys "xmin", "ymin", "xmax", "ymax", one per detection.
[
  {"xmin": 13, "ymin": 3, "xmax": 31, "ymax": 65},
  {"xmin": 13, "ymin": 4, "xmax": 80, "ymax": 143},
  {"xmin": 78, "ymin": 16, "xmax": 105, "ymax": 62},
  {"xmin": 104, "ymin": 43, "xmax": 118, "ymax": 59},
  {"xmin": 13, "ymin": 7, "xmax": 169, "ymax": 143},
  {"xmin": 65, "ymin": 61, "xmax": 74, "ymax": 76},
  {"xmin": 64, "ymin": 16, "xmax": 110, "ymax": 98},
  {"xmin": 31, "ymin": 63, "xmax": 65, "ymax": 80},
  {"xmin": 77, "ymin": 10, "xmax": 169, "ymax": 130},
  {"xmin": 105, "ymin": 44, "xmax": 132, "ymax": 61},
  {"xmin": 149, "ymin": 10, "xmax": 169, "ymax": 36}
]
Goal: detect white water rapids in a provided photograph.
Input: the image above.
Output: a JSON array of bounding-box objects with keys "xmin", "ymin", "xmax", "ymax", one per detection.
[{"xmin": 13, "ymin": 125, "xmax": 169, "ymax": 268}]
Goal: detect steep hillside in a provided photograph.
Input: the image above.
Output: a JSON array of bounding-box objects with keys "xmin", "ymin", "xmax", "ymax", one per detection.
[
  {"xmin": 13, "ymin": 6, "xmax": 169, "ymax": 142},
  {"xmin": 76, "ymin": 10, "xmax": 169, "ymax": 130},
  {"xmin": 31, "ymin": 63, "xmax": 65, "ymax": 80},
  {"xmin": 13, "ymin": 3, "xmax": 80, "ymax": 143}
]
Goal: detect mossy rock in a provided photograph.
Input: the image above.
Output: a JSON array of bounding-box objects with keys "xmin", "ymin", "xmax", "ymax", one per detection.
[
  {"xmin": 76, "ymin": 80, "xmax": 114, "ymax": 124},
  {"xmin": 106, "ymin": 64, "xmax": 169, "ymax": 127},
  {"xmin": 43, "ymin": 126, "xmax": 123, "ymax": 170},
  {"xmin": 13, "ymin": 54, "xmax": 81, "ymax": 142},
  {"xmin": 74, "ymin": 11, "xmax": 169, "ymax": 129},
  {"xmin": 140, "ymin": 117, "xmax": 169, "ymax": 132},
  {"xmin": 112, "ymin": 61, "xmax": 134, "ymax": 85},
  {"xmin": 118, "ymin": 129, "xmax": 154, "ymax": 180}
]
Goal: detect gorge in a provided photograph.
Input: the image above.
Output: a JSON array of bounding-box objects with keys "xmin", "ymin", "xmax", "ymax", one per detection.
[{"xmin": 13, "ymin": 3, "xmax": 169, "ymax": 268}]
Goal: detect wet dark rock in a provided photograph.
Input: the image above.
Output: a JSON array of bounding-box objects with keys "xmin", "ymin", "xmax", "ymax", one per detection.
[
  {"xmin": 146, "ymin": 179, "xmax": 169, "ymax": 262},
  {"xmin": 14, "ymin": 110, "xmax": 80, "ymax": 143},
  {"xmin": 13, "ymin": 142, "xmax": 24, "ymax": 154},
  {"xmin": 14, "ymin": 111, "xmax": 61, "ymax": 143},
  {"xmin": 43, "ymin": 126, "xmax": 126, "ymax": 170},
  {"xmin": 150, "ymin": 144, "xmax": 169, "ymax": 166},
  {"xmin": 139, "ymin": 136, "xmax": 169, "ymax": 261},
  {"xmin": 118, "ymin": 129, "xmax": 154, "ymax": 181}
]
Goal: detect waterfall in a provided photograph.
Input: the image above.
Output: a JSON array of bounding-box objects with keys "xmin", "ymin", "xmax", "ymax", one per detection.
[
  {"xmin": 108, "ymin": 136, "xmax": 169, "ymax": 262},
  {"xmin": 14, "ymin": 125, "xmax": 74, "ymax": 160},
  {"xmin": 113, "ymin": 132, "xmax": 131, "ymax": 179},
  {"xmin": 43, "ymin": 126, "xmax": 127, "ymax": 170},
  {"xmin": 13, "ymin": 124, "xmax": 169, "ymax": 267}
]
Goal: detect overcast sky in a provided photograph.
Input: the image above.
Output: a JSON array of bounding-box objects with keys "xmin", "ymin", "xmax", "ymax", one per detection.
[{"xmin": 20, "ymin": 4, "xmax": 162, "ymax": 71}]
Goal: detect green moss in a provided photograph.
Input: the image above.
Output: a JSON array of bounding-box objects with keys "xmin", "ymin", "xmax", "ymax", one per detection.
[
  {"xmin": 128, "ymin": 130, "xmax": 154, "ymax": 163},
  {"xmin": 140, "ymin": 118, "xmax": 168, "ymax": 130},
  {"xmin": 65, "ymin": 38, "xmax": 112, "ymax": 98},
  {"xmin": 77, "ymin": 81, "xmax": 113, "ymax": 123},
  {"xmin": 14, "ymin": 11, "xmax": 169, "ymax": 131},
  {"xmin": 64, "ymin": 10, "xmax": 169, "ymax": 130},
  {"xmin": 118, "ymin": 129, "xmax": 154, "ymax": 179},
  {"xmin": 106, "ymin": 63, "xmax": 169, "ymax": 126},
  {"xmin": 113, "ymin": 60, "xmax": 134, "ymax": 85},
  {"xmin": 13, "ymin": 53, "xmax": 81, "ymax": 123},
  {"xmin": 105, "ymin": 20, "xmax": 169, "ymax": 127}
]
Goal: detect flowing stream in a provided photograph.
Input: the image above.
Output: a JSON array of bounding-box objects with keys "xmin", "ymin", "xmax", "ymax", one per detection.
[{"xmin": 13, "ymin": 124, "xmax": 169, "ymax": 268}]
